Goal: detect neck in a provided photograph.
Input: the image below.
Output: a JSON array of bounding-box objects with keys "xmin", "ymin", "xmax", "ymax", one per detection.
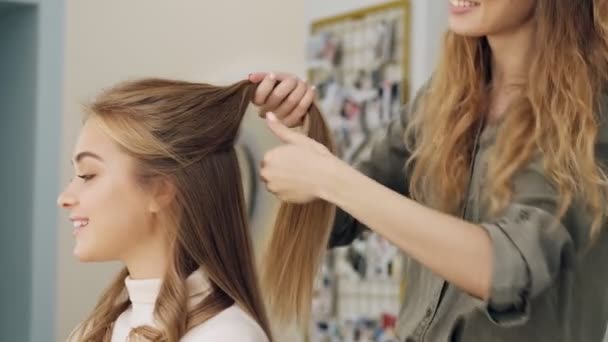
[
  {"xmin": 487, "ymin": 17, "xmax": 535, "ymax": 89},
  {"xmin": 122, "ymin": 232, "xmax": 170, "ymax": 280}
]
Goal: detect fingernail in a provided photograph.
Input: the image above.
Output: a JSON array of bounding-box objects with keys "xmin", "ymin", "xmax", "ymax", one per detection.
[
  {"xmin": 267, "ymin": 112, "xmax": 277, "ymax": 121},
  {"xmin": 311, "ymin": 86, "xmax": 316, "ymax": 91},
  {"xmin": 269, "ymin": 73, "xmax": 276, "ymax": 81}
]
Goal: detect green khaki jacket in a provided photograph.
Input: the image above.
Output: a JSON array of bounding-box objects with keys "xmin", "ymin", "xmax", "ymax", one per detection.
[{"xmin": 330, "ymin": 89, "xmax": 608, "ymax": 342}]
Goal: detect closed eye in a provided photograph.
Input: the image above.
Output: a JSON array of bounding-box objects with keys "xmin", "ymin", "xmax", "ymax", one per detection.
[{"xmin": 77, "ymin": 174, "xmax": 96, "ymax": 182}]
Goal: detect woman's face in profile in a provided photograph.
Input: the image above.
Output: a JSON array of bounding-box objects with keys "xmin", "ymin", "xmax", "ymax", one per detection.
[{"xmin": 57, "ymin": 118, "xmax": 158, "ymax": 263}]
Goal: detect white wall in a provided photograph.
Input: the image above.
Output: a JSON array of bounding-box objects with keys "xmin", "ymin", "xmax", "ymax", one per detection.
[
  {"xmin": 33, "ymin": 1, "xmax": 65, "ymax": 340},
  {"xmin": 306, "ymin": 0, "xmax": 448, "ymax": 98},
  {"xmin": 57, "ymin": 1, "xmax": 306, "ymax": 340}
]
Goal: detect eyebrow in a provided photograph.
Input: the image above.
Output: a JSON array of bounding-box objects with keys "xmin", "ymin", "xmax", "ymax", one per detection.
[{"xmin": 72, "ymin": 151, "xmax": 104, "ymax": 164}]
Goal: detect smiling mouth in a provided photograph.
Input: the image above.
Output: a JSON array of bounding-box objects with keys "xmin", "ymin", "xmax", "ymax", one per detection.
[
  {"xmin": 72, "ymin": 219, "xmax": 89, "ymax": 236},
  {"xmin": 449, "ymin": 0, "xmax": 480, "ymax": 8}
]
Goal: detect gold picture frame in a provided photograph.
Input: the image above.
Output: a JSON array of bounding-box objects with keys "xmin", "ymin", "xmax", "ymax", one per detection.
[
  {"xmin": 307, "ymin": 0, "xmax": 411, "ymax": 163},
  {"xmin": 309, "ymin": 0, "xmax": 411, "ymax": 102}
]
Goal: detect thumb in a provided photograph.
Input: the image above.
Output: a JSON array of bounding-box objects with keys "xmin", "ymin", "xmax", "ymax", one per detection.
[
  {"xmin": 248, "ymin": 72, "xmax": 267, "ymax": 83},
  {"xmin": 266, "ymin": 112, "xmax": 308, "ymax": 144}
]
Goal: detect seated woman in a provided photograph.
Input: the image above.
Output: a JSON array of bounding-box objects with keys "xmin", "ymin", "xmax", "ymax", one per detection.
[{"xmin": 57, "ymin": 78, "xmax": 308, "ymax": 341}]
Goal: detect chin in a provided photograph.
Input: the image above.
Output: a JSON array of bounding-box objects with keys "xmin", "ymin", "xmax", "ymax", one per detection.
[
  {"xmin": 73, "ymin": 248, "xmax": 96, "ymax": 262},
  {"xmin": 448, "ymin": 21, "xmax": 487, "ymax": 38},
  {"xmin": 73, "ymin": 245, "xmax": 111, "ymax": 263},
  {"xmin": 74, "ymin": 253, "xmax": 94, "ymax": 263}
]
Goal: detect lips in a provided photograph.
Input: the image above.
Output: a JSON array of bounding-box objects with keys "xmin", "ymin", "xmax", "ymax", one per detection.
[
  {"xmin": 449, "ymin": 0, "xmax": 480, "ymax": 14},
  {"xmin": 70, "ymin": 216, "xmax": 89, "ymax": 236},
  {"xmin": 449, "ymin": 0, "xmax": 480, "ymax": 7}
]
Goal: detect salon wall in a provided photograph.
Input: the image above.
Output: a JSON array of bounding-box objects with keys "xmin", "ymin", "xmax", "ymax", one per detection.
[
  {"xmin": 306, "ymin": 0, "xmax": 449, "ymax": 99},
  {"xmin": 57, "ymin": 0, "xmax": 306, "ymax": 340},
  {"xmin": 1, "ymin": 5, "xmax": 38, "ymax": 342},
  {"xmin": 0, "ymin": 1, "xmax": 64, "ymax": 341}
]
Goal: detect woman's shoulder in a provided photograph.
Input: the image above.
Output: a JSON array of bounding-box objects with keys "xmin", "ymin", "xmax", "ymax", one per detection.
[{"xmin": 182, "ymin": 304, "xmax": 269, "ymax": 342}]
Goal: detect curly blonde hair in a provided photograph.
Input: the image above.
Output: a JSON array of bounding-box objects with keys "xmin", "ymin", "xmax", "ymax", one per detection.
[{"xmin": 407, "ymin": 0, "xmax": 608, "ymax": 238}]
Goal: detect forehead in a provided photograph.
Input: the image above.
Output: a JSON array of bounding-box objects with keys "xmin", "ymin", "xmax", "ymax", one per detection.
[{"xmin": 73, "ymin": 118, "xmax": 132, "ymax": 166}]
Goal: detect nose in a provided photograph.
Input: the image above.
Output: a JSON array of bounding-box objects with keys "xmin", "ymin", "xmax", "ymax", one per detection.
[{"xmin": 57, "ymin": 189, "xmax": 78, "ymax": 209}]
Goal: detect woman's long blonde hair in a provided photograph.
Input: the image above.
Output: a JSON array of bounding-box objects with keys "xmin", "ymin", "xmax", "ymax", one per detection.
[
  {"xmin": 72, "ymin": 79, "xmax": 274, "ymax": 341},
  {"xmin": 71, "ymin": 78, "xmax": 336, "ymax": 340},
  {"xmin": 407, "ymin": 0, "xmax": 608, "ymax": 237}
]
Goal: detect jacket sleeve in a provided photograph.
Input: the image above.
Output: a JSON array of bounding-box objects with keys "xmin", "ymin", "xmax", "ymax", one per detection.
[{"xmin": 329, "ymin": 87, "xmax": 426, "ymax": 247}]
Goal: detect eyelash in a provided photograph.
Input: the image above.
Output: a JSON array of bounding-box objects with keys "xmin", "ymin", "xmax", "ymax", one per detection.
[{"xmin": 77, "ymin": 174, "xmax": 96, "ymax": 182}]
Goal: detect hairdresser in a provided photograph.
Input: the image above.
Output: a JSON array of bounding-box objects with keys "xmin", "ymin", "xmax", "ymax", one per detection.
[{"xmin": 248, "ymin": 0, "xmax": 608, "ymax": 340}]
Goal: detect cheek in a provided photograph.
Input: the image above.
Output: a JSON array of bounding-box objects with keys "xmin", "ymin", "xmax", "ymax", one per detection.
[
  {"xmin": 74, "ymin": 177, "xmax": 151, "ymax": 261},
  {"xmin": 481, "ymin": 0, "xmax": 536, "ymax": 34}
]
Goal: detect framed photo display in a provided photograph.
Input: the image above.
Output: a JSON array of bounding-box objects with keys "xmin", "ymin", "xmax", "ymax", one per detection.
[
  {"xmin": 306, "ymin": 1, "xmax": 411, "ymax": 341},
  {"xmin": 307, "ymin": 0, "xmax": 410, "ymax": 163}
]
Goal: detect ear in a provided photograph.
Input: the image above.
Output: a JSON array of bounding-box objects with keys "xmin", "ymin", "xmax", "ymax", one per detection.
[{"xmin": 147, "ymin": 176, "xmax": 177, "ymax": 213}]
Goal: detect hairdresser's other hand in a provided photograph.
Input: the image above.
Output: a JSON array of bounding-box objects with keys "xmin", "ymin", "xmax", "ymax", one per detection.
[
  {"xmin": 261, "ymin": 112, "xmax": 341, "ymax": 204},
  {"xmin": 249, "ymin": 72, "xmax": 315, "ymax": 128}
]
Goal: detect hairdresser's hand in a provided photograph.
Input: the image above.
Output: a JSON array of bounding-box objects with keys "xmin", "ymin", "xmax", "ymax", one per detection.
[
  {"xmin": 261, "ymin": 112, "xmax": 342, "ymax": 204},
  {"xmin": 249, "ymin": 72, "xmax": 315, "ymax": 128}
]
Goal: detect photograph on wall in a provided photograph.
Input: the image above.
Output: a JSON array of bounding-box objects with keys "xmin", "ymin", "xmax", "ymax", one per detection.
[
  {"xmin": 307, "ymin": 3, "xmax": 408, "ymax": 163},
  {"xmin": 306, "ymin": 1, "xmax": 411, "ymax": 341}
]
